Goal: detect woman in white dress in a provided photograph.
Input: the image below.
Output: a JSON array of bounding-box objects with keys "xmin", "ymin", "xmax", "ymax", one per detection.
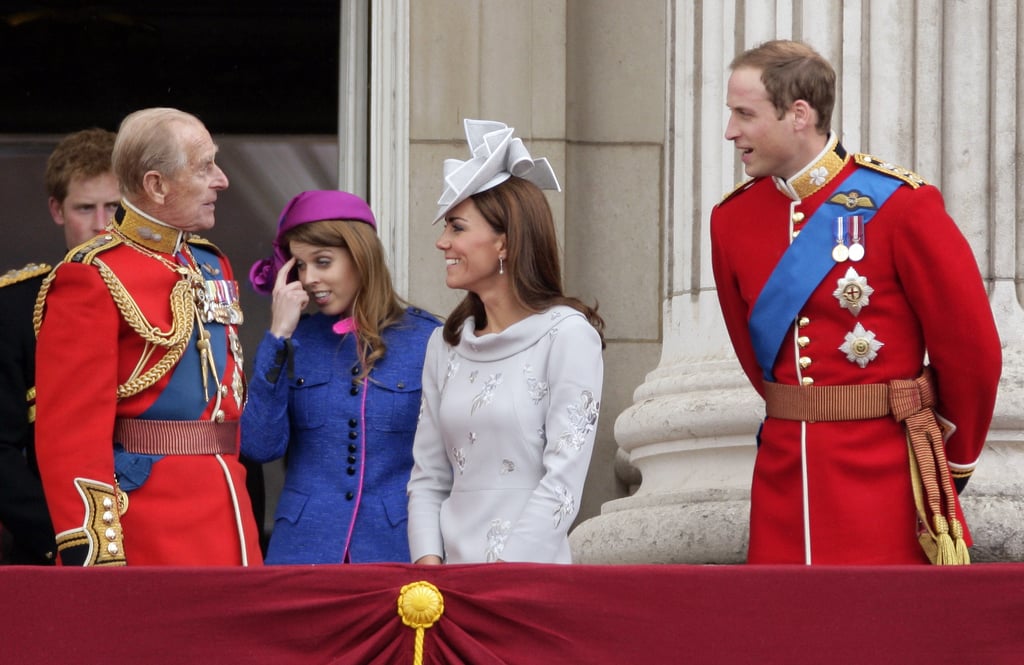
[{"xmin": 407, "ymin": 119, "xmax": 605, "ymax": 564}]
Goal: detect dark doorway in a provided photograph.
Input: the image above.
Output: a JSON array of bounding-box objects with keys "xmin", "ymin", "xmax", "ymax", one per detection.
[{"xmin": 0, "ymin": 1, "xmax": 340, "ymax": 134}]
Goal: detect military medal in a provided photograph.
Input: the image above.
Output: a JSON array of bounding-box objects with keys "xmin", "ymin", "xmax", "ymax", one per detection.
[
  {"xmin": 832, "ymin": 267, "xmax": 874, "ymax": 316},
  {"xmin": 831, "ymin": 217, "xmax": 849, "ymax": 262},
  {"xmin": 848, "ymin": 214, "xmax": 865, "ymax": 261},
  {"xmin": 839, "ymin": 322, "xmax": 883, "ymax": 368}
]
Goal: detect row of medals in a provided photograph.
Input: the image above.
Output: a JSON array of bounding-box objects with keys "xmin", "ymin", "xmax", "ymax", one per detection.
[{"xmin": 832, "ymin": 214, "xmax": 865, "ymax": 263}]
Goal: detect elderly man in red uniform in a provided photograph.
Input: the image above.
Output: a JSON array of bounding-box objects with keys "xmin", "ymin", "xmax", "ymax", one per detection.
[
  {"xmin": 34, "ymin": 108, "xmax": 262, "ymax": 566},
  {"xmin": 711, "ymin": 41, "xmax": 1002, "ymax": 565}
]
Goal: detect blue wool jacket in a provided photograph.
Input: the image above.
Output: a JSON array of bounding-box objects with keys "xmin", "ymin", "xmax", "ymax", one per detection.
[{"xmin": 241, "ymin": 307, "xmax": 440, "ymax": 564}]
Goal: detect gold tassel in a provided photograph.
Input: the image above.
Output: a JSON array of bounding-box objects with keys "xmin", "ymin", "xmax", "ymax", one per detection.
[
  {"xmin": 950, "ymin": 517, "xmax": 971, "ymax": 565},
  {"xmin": 932, "ymin": 514, "xmax": 958, "ymax": 565}
]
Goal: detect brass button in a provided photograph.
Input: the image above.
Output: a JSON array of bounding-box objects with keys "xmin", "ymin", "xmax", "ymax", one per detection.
[
  {"xmin": 801, "ymin": 376, "xmax": 814, "ymax": 386},
  {"xmin": 798, "ymin": 316, "xmax": 810, "ymax": 328},
  {"xmin": 792, "ymin": 230, "xmax": 801, "ymax": 238},
  {"xmin": 799, "ymin": 356, "xmax": 812, "ymax": 369},
  {"xmin": 214, "ymin": 410, "xmax": 225, "ymax": 423},
  {"xmin": 797, "ymin": 336, "xmax": 810, "ymax": 348},
  {"xmin": 792, "ymin": 212, "xmax": 806, "ymax": 223}
]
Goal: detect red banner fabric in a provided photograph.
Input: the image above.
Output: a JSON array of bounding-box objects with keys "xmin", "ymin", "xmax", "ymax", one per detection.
[{"xmin": 4, "ymin": 562, "xmax": 1023, "ymax": 664}]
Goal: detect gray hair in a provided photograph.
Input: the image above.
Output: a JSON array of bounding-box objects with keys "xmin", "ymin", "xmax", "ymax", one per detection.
[{"xmin": 112, "ymin": 107, "xmax": 201, "ymax": 197}]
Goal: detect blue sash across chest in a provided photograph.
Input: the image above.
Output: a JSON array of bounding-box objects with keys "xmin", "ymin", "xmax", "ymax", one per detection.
[{"xmin": 748, "ymin": 167, "xmax": 903, "ymax": 381}]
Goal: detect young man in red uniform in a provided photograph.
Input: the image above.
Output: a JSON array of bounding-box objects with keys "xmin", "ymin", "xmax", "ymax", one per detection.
[
  {"xmin": 34, "ymin": 108, "xmax": 262, "ymax": 566},
  {"xmin": 710, "ymin": 41, "xmax": 1001, "ymax": 564}
]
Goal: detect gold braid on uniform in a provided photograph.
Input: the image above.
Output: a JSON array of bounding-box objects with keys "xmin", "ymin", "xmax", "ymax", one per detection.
[
  {"xmin": 32, "ymin": 234, "xmax": 196, "ymax": 400},
  {"xmin": 32, "ymin": 268, "xmax": 58, "ymax": 339},
  {"xmin": 94, "ymin": 260, "xmax": 195, "ymax": 399}
]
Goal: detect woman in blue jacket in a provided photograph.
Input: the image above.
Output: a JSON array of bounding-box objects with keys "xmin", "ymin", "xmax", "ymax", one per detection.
[{"xmin": 243, "ymin": 190, "xmax": 440, "ymax": 564}]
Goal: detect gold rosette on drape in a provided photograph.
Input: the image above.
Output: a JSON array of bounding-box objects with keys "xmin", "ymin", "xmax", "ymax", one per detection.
[{"xmin": 397, "ymin": 581, "xmax": 445, "ymax": 665}]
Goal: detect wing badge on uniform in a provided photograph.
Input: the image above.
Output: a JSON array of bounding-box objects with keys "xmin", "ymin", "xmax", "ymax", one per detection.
[{"xmin": 829, "ymin": 190, "xmax": 876, "ymax": 211}]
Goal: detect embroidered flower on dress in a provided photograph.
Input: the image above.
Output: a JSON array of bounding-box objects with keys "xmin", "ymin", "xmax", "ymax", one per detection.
[
  {"xmin": 443, "ymin": 352, "xmax": 459, "ymax": 392},
  {"xmin": 523, "ymin": 365, "xmax": 549, "ymax": 404},
  {"xmin": 468, "ymin": 432, "xmax": 477, "ymax": 445},
  {"xmin": 839, "ymin": 322, "xmax": 884, "ymax": 368},
  {"xmin": 555, "ymin": 390, "xmax": 600, "ymax": 453},
  {"xmin": 552, "ymin": 485, "xmax": 575, "ymax": 527},
  {"xmin": 500, "ymin": 459, "xmax": 516, "ymax": 475},
  {"xmin": 452, "ymin": 447, "xmax": 467, "ymax": 474},
  {"xmin": 809, "ymin": 166, "xmax": 828, "ymax": 186},
  {"xmin": 471, "ymin": 373, "xmax": 503, "ymax": 414},
  {"xmin": 469, "ymin": 370, "xmax": 478, "ymax": 383},
  {"xmin": 485, "ymin": 518, "xmax": 511, "ymax": 562}
]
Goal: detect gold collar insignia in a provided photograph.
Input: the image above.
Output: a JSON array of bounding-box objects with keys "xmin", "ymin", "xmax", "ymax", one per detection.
[
  {"xmin": 782, "ymin": 134, "xmax": 851, "ymax": 200},
  {"xmin": 115, "ymin": 204, "xmax": 184, "ymax": 254}
]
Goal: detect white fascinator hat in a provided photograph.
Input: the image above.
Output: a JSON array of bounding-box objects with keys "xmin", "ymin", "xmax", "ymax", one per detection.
[{"xmin": 433, "ymin": 118, "xmax": 561, "ymax": 224}]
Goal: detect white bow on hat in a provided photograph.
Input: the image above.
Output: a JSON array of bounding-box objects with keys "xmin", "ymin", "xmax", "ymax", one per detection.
[{"xmin": 433, "ymin": 119, "xmax": 561, "ymax": 224}]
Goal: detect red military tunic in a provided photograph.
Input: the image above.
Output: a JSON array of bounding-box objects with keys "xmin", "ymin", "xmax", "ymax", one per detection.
[
  {"xmin": 35, "ymin": 204, "xmax": 262, "ymax": 566},
  {"xmin": 710, "ymin": 136, "xmax": 1001, "ymax": 564}
]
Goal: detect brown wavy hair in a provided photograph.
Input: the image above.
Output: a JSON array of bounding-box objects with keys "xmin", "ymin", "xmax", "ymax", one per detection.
[
  {"xmin": 45, "ymin": 128, "xmax": 116, "ymax": 202},
  {"xmin": 442, "ymin": 176, "xmax": 605, "ymax": 348},
  {"xmin": 283, "ymin": 219, "xmax": 407, "ymax": 380}
]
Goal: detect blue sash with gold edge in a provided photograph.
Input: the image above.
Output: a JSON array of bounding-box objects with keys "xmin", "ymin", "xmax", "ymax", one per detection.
[{"xmin": 748, "ymin": 167, "xmax": 903, "ymax": 381}]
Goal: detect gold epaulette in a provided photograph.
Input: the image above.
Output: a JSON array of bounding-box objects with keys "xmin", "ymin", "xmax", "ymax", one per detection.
[
  {"xmin": 719, "ymin": 177, "xmax": 758, "ymax": 205},
  {"xmin": 854, "ymin": 154, "xmax": 927, "ymax": 189},
  {"xmin": 65, "ymin": 233, "xmax": 122, "ymax": 265},
  {"xmin": 0, "ymin": 262, "xmax": 51, "ymax": 288},
  {"xmin": 188, "ymin": 233, "xmax": 213, "ymax": 248},
  {"xmin": 187, "ymin": 234, "xmax": 225, "ymax": 256}
]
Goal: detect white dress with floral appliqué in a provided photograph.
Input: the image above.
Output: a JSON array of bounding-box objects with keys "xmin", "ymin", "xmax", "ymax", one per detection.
[{"xmin": 407, "ymin": 306, "xmax": 604, "ymax": 563}]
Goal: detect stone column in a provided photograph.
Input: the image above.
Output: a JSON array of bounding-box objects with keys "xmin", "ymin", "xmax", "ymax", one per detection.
[{"xmin": 571, "ymin": 0, "xmax": 1024, "ymax": 563}]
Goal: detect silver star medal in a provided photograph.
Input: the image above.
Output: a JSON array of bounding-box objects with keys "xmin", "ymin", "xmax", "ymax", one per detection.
[
  {"xmin": 839, "ymin": 322, "xmax": 883, "ymax": 368},
  {"xmin": 832, "ymin": 267, "xmax": 874, "ymax": 316}
]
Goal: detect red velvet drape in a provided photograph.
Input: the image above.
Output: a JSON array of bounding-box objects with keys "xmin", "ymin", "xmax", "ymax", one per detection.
[{"xmin": 4, "ymin": 563, "xmax": 1022, "ymax": 664}]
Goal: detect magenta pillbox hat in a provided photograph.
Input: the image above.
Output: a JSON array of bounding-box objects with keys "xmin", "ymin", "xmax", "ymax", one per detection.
[{"xmin": 249, "ymin": 190, "xmax": 376, "ymax": 295}]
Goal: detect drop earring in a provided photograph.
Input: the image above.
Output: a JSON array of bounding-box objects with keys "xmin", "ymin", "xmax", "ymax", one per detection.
[{"xmin": 499, "ymin": 256, "xmax": 505, "ymax": 275}]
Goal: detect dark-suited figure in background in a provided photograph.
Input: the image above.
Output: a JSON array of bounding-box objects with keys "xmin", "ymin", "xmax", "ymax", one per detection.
[{"xmin": 0, "ymin": 128, "xmax": 119, "ymax": 564}]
